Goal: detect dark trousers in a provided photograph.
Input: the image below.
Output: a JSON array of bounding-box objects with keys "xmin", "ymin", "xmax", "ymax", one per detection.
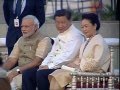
[{"xmin": 22, "ymin": 67, "xmax": 56, "ymax": 90}]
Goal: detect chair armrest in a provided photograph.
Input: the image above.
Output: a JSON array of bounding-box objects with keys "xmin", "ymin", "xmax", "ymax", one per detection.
[{"xmin": 70, "ymin": 71, "xmax": 119, "ymax": 89}]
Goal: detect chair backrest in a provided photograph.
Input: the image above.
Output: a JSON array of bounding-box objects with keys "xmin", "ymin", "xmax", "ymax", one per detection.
[
  {"xmin": 50, "ymin": 37, "xmax": 54, "ymax": 45},
  {"xmin": 104, "ymin": 38, "xmax": 119, "ymax": 73}
]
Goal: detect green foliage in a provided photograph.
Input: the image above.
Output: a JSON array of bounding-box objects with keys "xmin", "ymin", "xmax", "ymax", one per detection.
[
  {"xmin": 46, "ymin": 5, "xmax": 116, "ymax": 21},
  {"xmin": 99, "ymin": 4, "xmax": 116, "ymax": 20},
  {"xmin": 71, "ymin": 4, "xmax": 116, "ymax": 21},
  {"xmin": 71, "ymin": 11, "xmax": 82, "ymax": 21}
]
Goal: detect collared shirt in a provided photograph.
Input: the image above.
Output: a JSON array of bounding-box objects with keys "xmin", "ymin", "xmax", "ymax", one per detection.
[
  {"xmin": 13, "ymin": 0, "xmax": 26, "ymax": 14},
  {"xmin": 41, "ymin": 24, "xmax": 85, "ymax": 69}
]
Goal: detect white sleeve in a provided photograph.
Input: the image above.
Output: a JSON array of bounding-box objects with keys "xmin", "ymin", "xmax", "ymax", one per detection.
[
  {"xmin": 41, "ymin": 52, "xmax": 53, "ymax": 66},
  {"xmin": 41, "ymin": 39, "xmax": 58, "ymax": 66},
  {"xmin": 48, "ymin": 37, "xmax": 83, "ymax": 68}
]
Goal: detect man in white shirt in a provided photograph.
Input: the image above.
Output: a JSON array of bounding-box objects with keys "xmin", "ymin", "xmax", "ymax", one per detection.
[{"xmin": 22, "ymin": 9, "xmax": 85, "ymax": 90}]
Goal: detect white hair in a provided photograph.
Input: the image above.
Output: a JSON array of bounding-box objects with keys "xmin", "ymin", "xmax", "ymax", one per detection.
[{"xmin": 22, "ymin": 15, "xmax": 40, "ymax": 28}]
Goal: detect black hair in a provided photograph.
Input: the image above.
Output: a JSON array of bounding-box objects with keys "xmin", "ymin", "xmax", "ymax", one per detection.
[
  {"xmin": 82, "ymin": 13, "xmax": 100, "ymax": 30},
  {"xmin": 54, "ymin": 9, "xmax": 72, "ymax": 20}
]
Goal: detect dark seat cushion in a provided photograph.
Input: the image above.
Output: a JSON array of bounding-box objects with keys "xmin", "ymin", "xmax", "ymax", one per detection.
[{"xmin": 0, "ymin": 78, "xmax": 11, "ymax": 90}]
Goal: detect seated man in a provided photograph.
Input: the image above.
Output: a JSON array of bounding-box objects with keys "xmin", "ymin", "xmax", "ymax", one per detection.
[
  {"xmin": 0, "ymin": 54, "xmax": 11, "ymax": 90},
  {"xmin": 2, "ymin": 15, "xmax": 52, "ymax": 90},
  {"xmin": 22, "ymin": 9, "xmax": 85, "ymax": 90},
  {"xmin": 49, "ymin": 13, "xmax": 111, "ymax": 90}
]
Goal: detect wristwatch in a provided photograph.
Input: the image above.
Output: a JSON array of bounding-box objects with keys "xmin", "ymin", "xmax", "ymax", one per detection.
[{"xmin": 16, "ymin": 68, "xmax": 21, "ymax": 74}]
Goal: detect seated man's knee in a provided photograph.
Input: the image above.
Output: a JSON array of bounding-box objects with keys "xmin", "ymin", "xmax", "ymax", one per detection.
[
  {"xmin": 36, "ymin": 70, "xmax": 44, "ymax": 77},
  {"xmin": 36, "ymin": 70, "xmax": 47, "ymax": 79},
  {"xmin": 22, "ymin": 69, "xmax": 31, "ymax": 79},
  {"xmin": 23, "ymin": 68, "xmax": 37, "ymax": 79}
]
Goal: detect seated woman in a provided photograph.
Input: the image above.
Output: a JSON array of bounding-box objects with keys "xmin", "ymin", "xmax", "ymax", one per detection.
[{"xmin": 48, "ymin": 13, "xmax": 110, "ymax": 90}]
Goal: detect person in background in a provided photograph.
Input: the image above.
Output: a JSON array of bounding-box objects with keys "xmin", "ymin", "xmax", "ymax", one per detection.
[
  {"xmin": 48, "ymin": 13, "xmax": 110, "ymax": 90},
  {"xmin": 0, "ymin": 54, "xmax": 11, "ymax": 90},
  {"xmin": 3, "ymin": 0, "xmax": 45, "ymax": 55},
  {"xmin": 2, "ymin": 15, "xmax": 52, "ymax": 90},
  {"xmin": 0, "ymin": 53, "xmax": 3, "ymax": 66},
  {"xmin": 116, "ymin": 0, "xmax": 120, "ymax": 21},
  {"xmin": 22, "ymin": 9, "xmax": 85, "ymax": 90}
]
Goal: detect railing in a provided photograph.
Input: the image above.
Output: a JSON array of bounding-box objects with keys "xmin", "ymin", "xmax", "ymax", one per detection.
[
  {"xmin": 71, "ymin": 72, "xmax": 119, "ymax": 90},
  {"xmin": 70, "ymin": 38, "xmax": 119, "ymax": 90}
]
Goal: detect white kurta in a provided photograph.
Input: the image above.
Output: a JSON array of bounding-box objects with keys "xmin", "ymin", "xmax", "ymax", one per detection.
[{"xmin": 41, "ymin": 24, "xmax": 85, "ymax": 69}]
